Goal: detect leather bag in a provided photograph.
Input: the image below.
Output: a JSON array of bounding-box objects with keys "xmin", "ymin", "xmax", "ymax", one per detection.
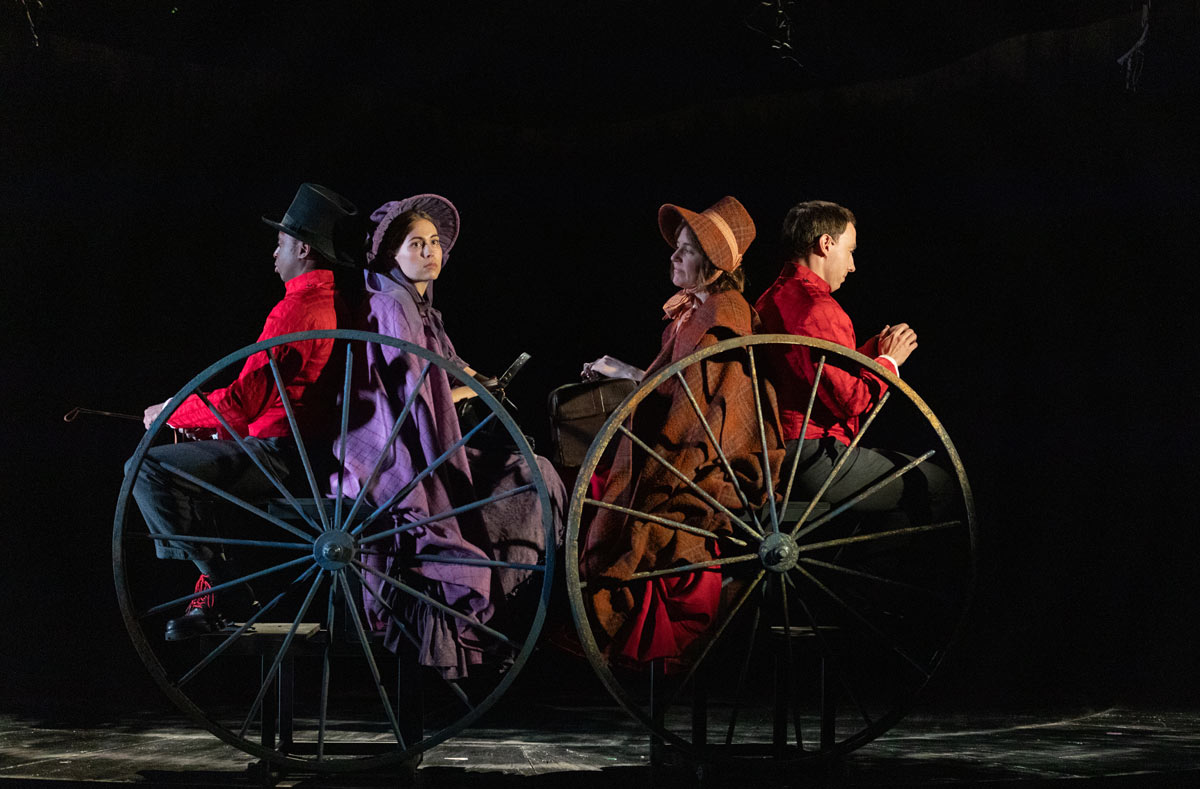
[{"xmin": 546, "ymin": 379, "xmax": 638, "ymax": 467}]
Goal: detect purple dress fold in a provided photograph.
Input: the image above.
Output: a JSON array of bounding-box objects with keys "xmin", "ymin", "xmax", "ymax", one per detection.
[
  {"xmin": 337, "ymin": 272, "xmax": 492, "ymax": 678},
  {"xmin": 337, "ymin": 271, "xmax": 566, "ymax": 678},
  {"xmin": 466, "ymin": 448, "xmax": 567, "ymax": 625}
]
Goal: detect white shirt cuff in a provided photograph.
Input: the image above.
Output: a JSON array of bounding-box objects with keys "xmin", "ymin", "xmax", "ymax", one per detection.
[{"xmin": 878, "ymin": 354, "xmax": 900, "ymax": 376}]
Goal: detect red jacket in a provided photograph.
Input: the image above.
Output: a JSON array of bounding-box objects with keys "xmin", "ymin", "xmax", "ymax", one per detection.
[
  {"xmin": 168, "ymin": 269, "xmax": 344, "ymax": 439},
  {"xmin": 755, "ymin": 264, "xmax": 897, "ymax": 445}
]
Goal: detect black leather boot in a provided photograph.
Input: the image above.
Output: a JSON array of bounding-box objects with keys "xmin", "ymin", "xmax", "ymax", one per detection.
[{"xmin": 165, "ymin": 574, "xmax": 259, "ymax": 641}]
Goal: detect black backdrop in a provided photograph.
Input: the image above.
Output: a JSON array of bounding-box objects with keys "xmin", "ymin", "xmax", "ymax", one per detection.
[{"xmin": 2, "ymin": 1, "xmax": 1198, "ymax": 717}]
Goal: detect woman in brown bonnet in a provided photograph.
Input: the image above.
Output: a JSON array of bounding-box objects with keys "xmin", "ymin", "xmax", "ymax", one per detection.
[{"xmin": 580, "ymin": 196, "xmax": 784, "ymax": 667}]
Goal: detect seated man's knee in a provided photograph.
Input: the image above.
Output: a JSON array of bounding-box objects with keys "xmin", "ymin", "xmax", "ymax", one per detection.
[{"xmin": 127, "ymin": 444, "xmax": 173, "ymax": 491}]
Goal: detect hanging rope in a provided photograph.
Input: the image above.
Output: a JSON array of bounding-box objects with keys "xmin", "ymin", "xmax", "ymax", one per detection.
[
  {"xmin": 16, "ymin": 0, "xmax": 44, "ymax": 47},
  {"xmin": 1117, "ymin": 1, "xmax": 1151, "ymax": 92},
  {"xmin": 744, "ymin": 0, "xmax": 804, "ymax": 71}
]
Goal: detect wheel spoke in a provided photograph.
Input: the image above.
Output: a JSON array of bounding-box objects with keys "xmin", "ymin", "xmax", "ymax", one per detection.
[
  {"xmin": 616, "ymin": 424, "xmax": 760, "ymax": 544},
  {"xmin": 723, "ymin": 604, "xmax": 761, "ymax": 746},
  {"xmin": 747, "ymin": 347, "xmax": 780, "ymax": 534},
  {"xmin": 193, "ymin": 391, "xmax": 322, "ymax": 536},
  {"xmin": 351, "ymin": 412, "xmax": 498, "ymax": 537},
  {"xmin": 176, "ymin": 564, "xmax": 320, "ymax": 688},
  {"xmin": 351, "ymin": 565, "xmax": 474, "ymax": 711},
  {"xmin": 672, "ymin": 370, "xmax": 763, "ymax": 534},
  {"xmin": 406, "ymin": 554, "xmax": 545, "ymax": 573},
  {"xmin": 334, "ymin": 342, "xmax": 354, "ymax": 533},
  {"xmin": 779, "ymin": 355, "xmax": 825, "ymax": 520},
  {"xmin": 791, "ymin": 564, "xmax": 930, "ymax": 679},
  {"xmin": 336, "ymin": 571, "xmax": 408, "ymax": 749},
  {"xmin": 357, "ymin": 483, "xmax": 533, "ymax": 544},
  {"xmin": 339, "ymin": 359, "xmax": 433, "ymax": 531},
  {"xmin": 798, "ymin": 557, "xmax": 946, "ymax": 599},
  {"xmin": 794, "ymin": 450, "xmax": 936, "ymax": 541},
  {"xmin": 665, "ymin": 570, "xmax": 767, "ymax": 710},
  {"xmin": 787, "ymin": 577, "xmax": 874, "ymax": 729},
  {"xmin": 584, "ymin": 498, "xmax": 749, "ymax": 548},
  {"xmin": 238, "ymin": 570, "xmax": 326, "ymax": 739},
  {"xmin": 580, "ymin": 553, "xmax": 757, "ymax": 589},
  {"xmin": 126, "ymin": 533, "xmax": 310, "ymax": 551},
  {"xmin": 143, "ymin": 555, "xmax": 312, "ymax": 616},
  {"xmin": 157, "ymin": 460, "xmax": 315, "ymax": 544},
  {"xmin": 267, "ymin": 350, "xmax": 330, "ymax": 532},
  {"xmin": 797, "ymin": 522, "xmax": 962, "ymax": 554},
  {"xmin": 317, "ymin": 580, "xmax": 336, "ymax": 760},
  {"xmin": 780, "ymin": 575, "xmax": 800, "ymax": 748},
  {"xmin": 355, "ymin": 559, "xmax": 518, "ymax": 649},
  {"xmin": 350, "ymin": 565, "xmax": 422, "ymax": 653},
  {"xmin": 787, "ymin": 391, "xmax": 891, "ymax": 538}
]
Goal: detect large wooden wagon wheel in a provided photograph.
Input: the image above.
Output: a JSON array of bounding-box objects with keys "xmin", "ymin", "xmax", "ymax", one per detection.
[
  {"xmin": 565, "ymin": 334, "xmax": 975, "ymax": 767},
  {"xmin": 114, "ymin": 330, "xmax": 556, "ymax": 773}
]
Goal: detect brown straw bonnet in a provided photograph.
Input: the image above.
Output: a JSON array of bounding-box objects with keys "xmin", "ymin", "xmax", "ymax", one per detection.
[
  {"xmin": 367, "ymin": 194, "xmax": 461, "ymax": 266},
  {"xmin": 658, "ymin": 196, "xmax": 756, "ymax": 272},
  {"xmin": 261, "ymin": 183, "xmax": 362, "ymax": 268}
]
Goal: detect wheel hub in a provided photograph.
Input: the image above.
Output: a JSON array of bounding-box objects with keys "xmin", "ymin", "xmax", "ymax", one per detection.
[
  {"xmin": 758, "ymin": 531, "xmax": 798, "ymax": 573},
  {"xmin": 313, "ymin": 530, "xmax": 357, "ymax": 570}
]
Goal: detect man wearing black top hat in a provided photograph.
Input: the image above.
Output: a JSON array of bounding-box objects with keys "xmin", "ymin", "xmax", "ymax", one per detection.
[{"xmin": 129, "ymin": 183, "xmax": 363, "ymax": 640}]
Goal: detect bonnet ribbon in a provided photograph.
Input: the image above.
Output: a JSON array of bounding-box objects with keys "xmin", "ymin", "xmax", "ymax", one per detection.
[
  {"xmin": 662, "ymin": 270, "xmax": 723, "ymax": 321},
  {"xmin": 706, "ymin": 211, "xmax": 744, "ymax": 270}
]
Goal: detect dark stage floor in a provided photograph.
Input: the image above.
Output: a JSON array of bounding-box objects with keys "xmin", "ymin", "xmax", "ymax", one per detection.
[{"xmin": 1, "ymin": 705, "xmax": 1198, "ymax": 787}]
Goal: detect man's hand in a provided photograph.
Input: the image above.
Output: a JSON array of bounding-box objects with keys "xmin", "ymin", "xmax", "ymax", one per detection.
[
  {"xmin": 859, "ymin": 333, "xmax": 880, "ymax": 358},
  {"xmin": 143, "ymin": 398, "xmax": 171, "ymax": 430},
  {"xmin": 878, "ymin": 323, "xmax": 918, "ymax": 366}
]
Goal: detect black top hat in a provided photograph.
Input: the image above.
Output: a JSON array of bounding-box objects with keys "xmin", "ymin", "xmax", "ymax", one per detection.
[{"xmin": 262, "ymin": 183, "xmax": 364, "ymax": 268}]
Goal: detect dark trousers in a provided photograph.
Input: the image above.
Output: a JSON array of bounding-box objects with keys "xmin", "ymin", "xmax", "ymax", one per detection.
[
  {"xmin": 127, "ymin": 437, "xmax": 300, "ymax": 578},
  {"xmin": 782, "ymin": 437, "xmax": 955, "ymax": 525}
]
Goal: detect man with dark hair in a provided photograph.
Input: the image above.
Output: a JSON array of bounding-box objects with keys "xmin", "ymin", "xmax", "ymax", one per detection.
[
  {"xmin": 131, "ymin": 183, "xmax": 362, "ymax": 640},
  {"xmin": 755, "ymin": 199, "xmax": 950, "ymax": 520}
]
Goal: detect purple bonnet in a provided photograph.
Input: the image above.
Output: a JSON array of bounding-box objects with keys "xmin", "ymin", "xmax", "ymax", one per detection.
[{"xmin": 366, "ymin": 194, "xmax": 461, "ymax": 266}]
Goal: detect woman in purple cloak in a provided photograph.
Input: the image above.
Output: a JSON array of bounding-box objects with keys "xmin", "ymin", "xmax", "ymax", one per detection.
[{"xmin": 338, "ymin": 194, "xmax": 564, "ymax": 679}]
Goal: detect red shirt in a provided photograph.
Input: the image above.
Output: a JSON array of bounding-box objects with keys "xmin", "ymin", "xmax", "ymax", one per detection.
[
  {"xmin": 754, "ymin": 264, "xmax": 897, "ymax": 445},
  {"xmin": 168, "ymin": 269, "xmax": 344, "ymax": 439}
]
